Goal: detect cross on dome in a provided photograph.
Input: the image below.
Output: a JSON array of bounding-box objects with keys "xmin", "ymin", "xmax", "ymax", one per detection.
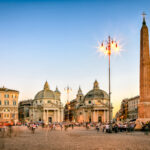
[
  {"xmin": 93, "ymin": 80, "xmax": 99, "ymax": 89},
  {"xmin": 44, "ymin": 81, "xmax": 50, "ymax": 90}
]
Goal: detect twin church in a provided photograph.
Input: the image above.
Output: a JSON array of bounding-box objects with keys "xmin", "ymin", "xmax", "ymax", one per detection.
[{"xmin": 19, "ymin": 80, "xmax": 111, "ymax": 124}]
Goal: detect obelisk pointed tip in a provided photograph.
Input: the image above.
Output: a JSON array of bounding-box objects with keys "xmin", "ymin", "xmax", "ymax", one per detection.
[{"xmin": 142, "ymin": 12, "xmax": 146, "ymax": 25}]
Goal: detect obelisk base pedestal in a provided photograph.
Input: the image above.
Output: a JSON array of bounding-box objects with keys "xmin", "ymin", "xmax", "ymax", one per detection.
[
  {"xmin": 135, "ymin": 102, "xmax": 150, "ymax": 130},
  {"xmin": 135, "ymin": 118, "xmax": 150, "ymax": 130}
]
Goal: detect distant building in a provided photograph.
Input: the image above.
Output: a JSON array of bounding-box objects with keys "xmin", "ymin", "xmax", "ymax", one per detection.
[
  {"xmin": 65, "ymin": 80, "xmax": 113, "ymax": 123},
  {"xmin": 0, "ymin": 87, "xmax": 19, "ymax": 124},
  {"xmin": 19, "ymin": 99, "xmax": 33, "ymax": 123},
  {"xmin": 128, "ymin": 96, "xmax": 139, "ymax": 120},
  {"xmin": 120, "ymin": 99, "xmax": 128, "ymax": 120},
  {"xmin": 115, "ymin": 96, "xmax": 139, "ymax": 121},
  {"xmin": 19, "ymin": 81, "xmax": 64, "ymax": 123}
]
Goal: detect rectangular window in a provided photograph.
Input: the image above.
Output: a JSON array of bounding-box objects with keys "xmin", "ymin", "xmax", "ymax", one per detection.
[
  {"xmin": 4, "ymin": 100, "xmax": 9, "ymax": 105},
  {"xmin": 12, "ymin": 94, "xmax": 16, "ymax": 98},
  {"xmin": 4, "ymin": 94, "xmax": 9, "ymax": 98},
  {"xmin": 0, "ymin": 100, "xmax": 1, "ymax": 105},
  {"xmin": 13, "ymin": 101, "xmax": 16, "ymax": 105},
  {"xmin": 12, "ymin": 114, "xmax": 15, "ymax": 118}
]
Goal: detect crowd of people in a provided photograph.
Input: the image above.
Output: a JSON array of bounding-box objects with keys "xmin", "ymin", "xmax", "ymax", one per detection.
[
  {"xmin": 1, "ymin": 120, "xmax": 150, "ymax": 137},
  {"xmin": 95, "ymin": 122, "xmax": 136, "ymax": 133},
  {"xmin": 0, "ymin": 122, "xmax": 19, "ymax": 137},
  {"xmin": 25, "ymin": 121, "xmax": 137, "ymax": 134}
]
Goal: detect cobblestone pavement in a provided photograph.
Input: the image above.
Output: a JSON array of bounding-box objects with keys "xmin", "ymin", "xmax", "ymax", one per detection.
[{"xmin": 0, "ymin": 126, "xmax": 150, "ymax": 150}]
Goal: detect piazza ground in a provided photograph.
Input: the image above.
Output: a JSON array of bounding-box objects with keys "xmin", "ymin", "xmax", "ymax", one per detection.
[{"xmin": 0, "ymin": 126, "xmax": 150, "ymax": 150}]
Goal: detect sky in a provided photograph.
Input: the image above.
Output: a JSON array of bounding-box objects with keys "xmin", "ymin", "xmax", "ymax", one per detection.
[{"xmin": 0, "ymin": 0, "xmax": 150, "ymax": 115}]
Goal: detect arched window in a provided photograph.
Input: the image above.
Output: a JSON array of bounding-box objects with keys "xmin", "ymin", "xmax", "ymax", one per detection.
[{"xmin": 4, "ymin": 108, "xmax": 10, "ymax": 112}]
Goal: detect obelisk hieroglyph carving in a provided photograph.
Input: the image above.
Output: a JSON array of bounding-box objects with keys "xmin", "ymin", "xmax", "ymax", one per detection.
[{"xmin": 138, "ymin": 13, "xmax": 150, "ymax": 121}]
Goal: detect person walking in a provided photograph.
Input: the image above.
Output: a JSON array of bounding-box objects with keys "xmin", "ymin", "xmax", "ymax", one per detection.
[
  {"xmin": 32, "ymin": 123, "xmax": 36, "ymax": 134},
  {"xmin": 96, "ymin": 124, "xmax": 99, "ymax": 133},
  {"xmin": 71, "ymin": 123, "xmax": 74, "ymax": 130},
  {"xmin": 60, "ymin": 123, "xmax": 63, "ymax": 131},
  {"xmin": 105, "ymin": 124, "xmax": 109, "ymax": 133}
]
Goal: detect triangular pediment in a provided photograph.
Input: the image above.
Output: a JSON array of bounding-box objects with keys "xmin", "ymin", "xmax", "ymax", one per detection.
[{"xmin": 46, "ymin": 101, "xmax": 60, "ymax": 108}]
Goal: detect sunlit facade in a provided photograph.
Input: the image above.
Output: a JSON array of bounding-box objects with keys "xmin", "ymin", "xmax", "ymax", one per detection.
[
  {"xmin": 0, "ymin": 87, "xmax": 19, "ymax": 124},
  {"xmin": 19, "ymin": 81, "xmax": 64, "ymax": 123},
  {"xmin": 65, "ymin": 80, "xmax": 113, "ymax": 123}
]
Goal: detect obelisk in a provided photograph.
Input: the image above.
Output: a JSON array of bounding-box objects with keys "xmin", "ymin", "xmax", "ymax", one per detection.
[{"xmin": 138, "ymin": 13, "xmax": 150, "ymax": 122}]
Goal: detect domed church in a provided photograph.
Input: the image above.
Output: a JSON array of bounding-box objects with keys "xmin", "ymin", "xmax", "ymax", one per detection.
[
  {"xmin": 65, "ymin": 80, "xmax": 113, "ymax": 123},
  {"xmin": 32, "ymin": 81, "xmax": 64, "ymax": 123}
]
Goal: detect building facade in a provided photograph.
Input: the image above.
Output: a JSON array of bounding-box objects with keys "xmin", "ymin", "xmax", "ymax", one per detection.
[
  {"xmin": 128, "ymin": 96, "xmax": 139, "ymax": 120},
  {"xmin": 19, "ymin": 81, "xmax": 64, "ymax": 123},
  {"xmin": 19, "ymin": 99, "xmax": 33, "ymax": 123},
  {"xmin": 65, "ymin": 80, "xmax": 112, "ymax": 123},
  {"xmin": 120, "ymin": 99, "xmax": 128, "ymax": 120},
  {"xmin": 0, "ymin": 87, "xmax": 19, "ymax": 124},
  {"xmin": 115, "ymin": 96, "xmax": 139, "ymax": 121}
]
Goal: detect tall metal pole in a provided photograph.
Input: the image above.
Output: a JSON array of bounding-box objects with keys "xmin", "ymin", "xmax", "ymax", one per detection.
[
  {"xmin": 68, "ymin": 105, "xmax": 69, "ymax": 122},
  {"xmin": 99, "ymin": 36, "xmax": 119, "ymax": 124},
  {"xmin": 109, "ymin": 53, "xmax": 111, "ymax": 123},
  {"xmin": 108, "ymin": 36, "xmax": 111, "ymax": 123}
]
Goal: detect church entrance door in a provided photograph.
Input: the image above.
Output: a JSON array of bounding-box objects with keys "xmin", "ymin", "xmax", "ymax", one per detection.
[
  {"xmin": 89, "ymin": 117, "xmax": 91, "ymax": 123},
  {"xmin": 49, "ymin": 117, "xmax": 52, "ymax": 123},
  {"xmin": 98, "ymin": 116, "xmax": 102, "ymax": 123}
]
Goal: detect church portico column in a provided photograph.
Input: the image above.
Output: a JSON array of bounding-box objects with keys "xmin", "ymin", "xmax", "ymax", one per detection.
[
  {"xmin": 54, "ymin": 110, "xmax": 56, "ymax": 122},
  {"xmin": 85, "ymin": 111, "xmax": 87, "ymax": 122},
  {"xmin": 93, "ymin": 111, "xmax": 95, "ymax": 122},
  {"xmin": 56, "ymin": 110, "xmax": 58, "ymax": 122},
  {"xmin": 47, "ymin": 110, "xmax": 48, "ymax": 123},
  {"xmin": 43, "ymin": 109, "xmax": 45, "ymax": 123},
  {"xmin": 53, "ymin": 110, "xmax": 55, "ymax": 122},
  {"xmin": 107, "ymin": 110, "xmax": 109, "ymax": 123},
  {"xmin": 104, "ymin": 110, "xmax": 105, "ymax": 123},
  {"xmin": 58, "ymin": 110, "xmax": 60, "ymax": 122},
  {"xmin": 60, "ymin": 109, "xmax": 62, "ymax": 122},
  {"xmin": 83, "ymin": 110, "xmax": 86, "ymax": 122},
  {"xmin": 61, "ymin": 109, "xmax": 64, "ymax": 122},
  {"xmin": 96, "ymin": 111, "xmax": 98, "ymax": 122}
]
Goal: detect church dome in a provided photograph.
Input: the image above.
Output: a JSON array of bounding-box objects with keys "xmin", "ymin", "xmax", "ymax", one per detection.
[
  {"xmin": 34, "ymin": 81, "xmax": 55, "ymax": 100},
  {"xmin": 84, "ymin": 80, "xmax": 109, "ymax": 100}
]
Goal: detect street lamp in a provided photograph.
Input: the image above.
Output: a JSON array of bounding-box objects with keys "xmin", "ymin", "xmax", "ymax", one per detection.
[{"xmin": 98, "ymin": 36, "xmax": 119, "ymax": 124}]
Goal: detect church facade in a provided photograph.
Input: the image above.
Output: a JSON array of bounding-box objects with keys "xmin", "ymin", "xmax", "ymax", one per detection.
[
  {"xmin": 19, "ymin": 81, "xmax": 64, "ymax": 123},
  {"xmin": 65, "ymin": 80, "xmax": 112, "ymax": 123}
]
